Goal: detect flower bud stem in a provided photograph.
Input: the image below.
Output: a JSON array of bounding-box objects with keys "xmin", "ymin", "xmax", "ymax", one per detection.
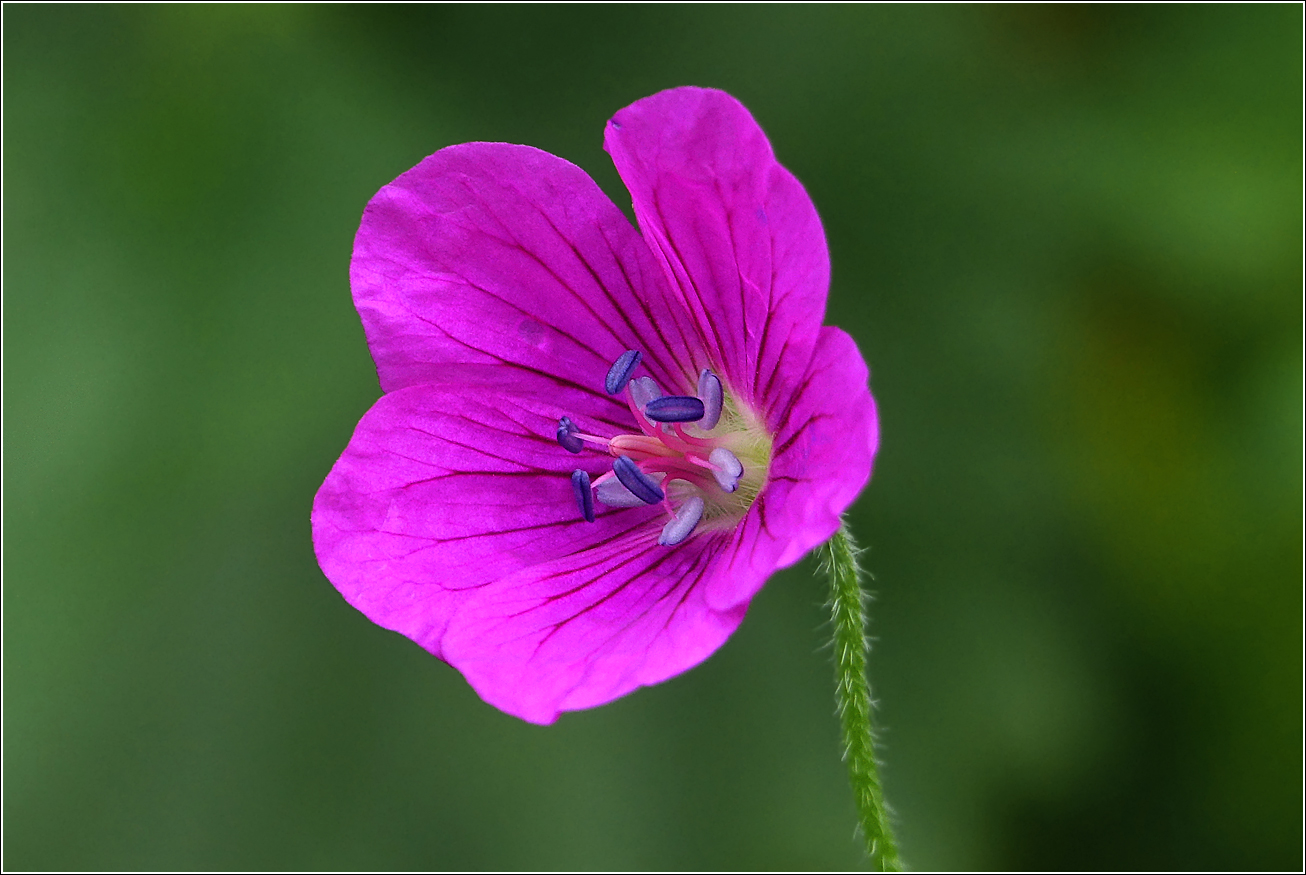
[{"xmin": 821, "ymin": 522, "xmax": 902, "ymax": 872}]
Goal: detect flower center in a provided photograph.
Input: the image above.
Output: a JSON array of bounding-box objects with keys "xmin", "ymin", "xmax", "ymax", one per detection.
[{"xmin": 557, "ymin": 350, "xmax": 772, "ymax": 545}]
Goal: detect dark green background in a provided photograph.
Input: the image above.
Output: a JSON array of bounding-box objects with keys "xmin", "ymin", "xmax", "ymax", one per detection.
[{"xmin": 5, "ymin": 5, "xmax": 1300, "ymax": 870}]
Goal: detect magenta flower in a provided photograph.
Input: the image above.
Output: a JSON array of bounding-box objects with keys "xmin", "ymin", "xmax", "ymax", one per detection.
[{"xmin": 312, "ymin": 87, "xmax": 879, "ymax": 725}]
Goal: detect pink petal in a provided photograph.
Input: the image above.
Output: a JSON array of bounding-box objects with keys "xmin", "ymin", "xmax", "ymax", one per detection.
[
  {"xmin": 604, "ymin": 87, "xmax": 829, "ymax": 424},
  {"xmin": 351, "ymin": 142, "xmax": 705, "ymax": 397},
  {"xmin": 312, "ymin": 377, "xmax": 659, "ymax": 659},
  {"xmin": 441, "ymin": 528, "xmax": 758, "ymax": 724},
  {"xmin": 707, "ymin": 326, "xmax": 880, "ymax": 612}
]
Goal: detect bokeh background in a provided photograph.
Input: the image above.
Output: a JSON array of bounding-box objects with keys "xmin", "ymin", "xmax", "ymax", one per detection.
[{"xmin": 5, "ymin": 5, "xmax": 1301, "ymax": 870}]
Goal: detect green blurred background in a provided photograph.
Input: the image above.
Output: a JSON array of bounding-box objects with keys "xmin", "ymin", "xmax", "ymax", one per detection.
[{"xmin": 5, "ymin": 5, "xmax": 1300, "ymax": 870}]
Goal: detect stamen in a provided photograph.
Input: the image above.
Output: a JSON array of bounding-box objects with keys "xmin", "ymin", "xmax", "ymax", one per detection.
[
  {"xmin": 645, "ymin": 395, "xmax": 706, "ymax": 423},
  {"xmin": 628, "ymin": 375, "xmax": 663, "ymax": 410},
  {"xmin": 697, "ymin": 369, "xmax": 723, "ymax": 430},
  {"xmin": 659, "ymin": 495, "xmax": 705, "ymax": 546},
  {"xmin": 597, "ymin": 471, "xmax": 666, "ymax": 507},
  {"xmin": 708, "ymin": 447, "xmax": 743, "ymax": 493},
  {"xmin": 556, "ymin": 416, "xmax": 584, "ymax": 454},
  {"xmin": 612, "ymin": 455, "xmax": 665, "ymax": 504},
  {"xmin": 604, "ymin": 349, "xmax": 642, "ymax": 394},
  {"xmin": 571, "ymin": 469, "xmax": 595, "ymax": 522},
  {"xmin": 552, "ymin": 350, "xmax": 766, "ymax": 546}
]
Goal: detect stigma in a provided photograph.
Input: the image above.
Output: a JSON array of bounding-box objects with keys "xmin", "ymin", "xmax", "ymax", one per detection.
[{"xmin": 557, "ymin": 349, "xmax": 772, "ymax": 546}]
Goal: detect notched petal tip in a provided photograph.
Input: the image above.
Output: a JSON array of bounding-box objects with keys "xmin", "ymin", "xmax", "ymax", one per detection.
[{"xmin": 604, "ymin": 86, "xmax": 830, "ymax": 408}]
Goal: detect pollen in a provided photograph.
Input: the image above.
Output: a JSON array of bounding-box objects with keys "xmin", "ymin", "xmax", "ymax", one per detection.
[{"xmin": 555, "ymin": 350, "xmax": 772, "ymax": 543}]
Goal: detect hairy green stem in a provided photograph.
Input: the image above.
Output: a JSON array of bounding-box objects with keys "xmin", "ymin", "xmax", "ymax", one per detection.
[{"xmin": 820, "ymin": 522, "xmax": 902, "ymax": 871}]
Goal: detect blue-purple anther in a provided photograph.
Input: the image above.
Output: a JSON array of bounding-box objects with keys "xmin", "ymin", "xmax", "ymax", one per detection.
[
  {"xmin": 645, "ymin": 395, "xmax": 706, "ymax": 423},
  {"xmin": 571, "ymin": 469, "xmax": 595, "ymax": 522},
  {"xmin": 605, "ymin": 349, "xmax": 642, "ymax": 394},
  {"xmin": 709, "ymin": 446, "xmax": 743, "ymax": 493},
  {"xmin": 556, "ymin": 416, "xmax": 584, "ymax": 454},
  {"xmin": 697, "ymin": 368, "xmax": 723, "ymax": 430},
  {"xmin": 597, "ymin": 471, "xmax": 666, "ymax": 507},
  {"xmin": 658, "ymin": 495, "xmax": 704, "ymax": 546},
  {"xmin": 612, "ymin": 455, "xmax": 665, "ymax": 504},
  {"xmin": 628, "ymin": 375, "xmax": 663, "ymax": 410}
]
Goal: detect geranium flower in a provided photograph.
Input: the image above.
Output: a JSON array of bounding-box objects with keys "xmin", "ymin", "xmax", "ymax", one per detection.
[{"xmin": 312, "ymin": 87, "xmax": 879, "ymax": 725}]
